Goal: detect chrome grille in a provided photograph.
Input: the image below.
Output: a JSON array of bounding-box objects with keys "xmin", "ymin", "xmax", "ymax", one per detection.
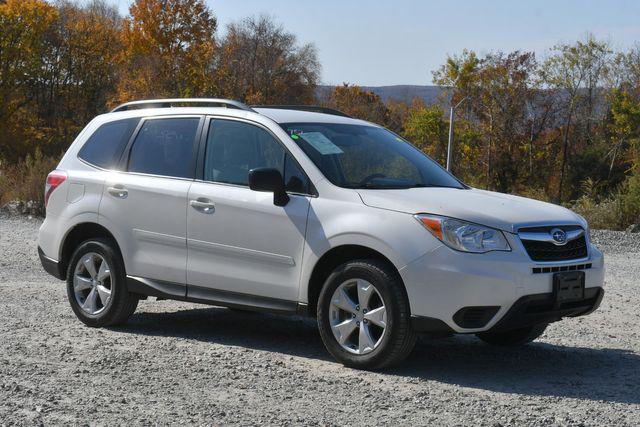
[{"xmin": 519, "ymin": 225, "xmax": 588, "ymax": 262}]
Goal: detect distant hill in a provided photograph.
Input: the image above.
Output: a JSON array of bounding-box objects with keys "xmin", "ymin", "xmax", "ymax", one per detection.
[
  {"xmin": 317, "ymin": 85, "xmax": 451, "ymax": 106},
  {"xmin": 317, "ymin": 85, "xmax": 607, "ymax": 123}
]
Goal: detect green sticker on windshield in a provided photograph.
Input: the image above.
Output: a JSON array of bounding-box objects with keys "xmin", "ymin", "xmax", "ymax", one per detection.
[{"xmin": 291, "ymin": 134, "xmax": 299, "ymax": 140}]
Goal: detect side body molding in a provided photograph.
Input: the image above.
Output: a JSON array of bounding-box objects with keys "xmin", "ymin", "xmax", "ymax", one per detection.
[{"xmin": 126, "ymin": 275, "xmax": 302, "ymax": 315}]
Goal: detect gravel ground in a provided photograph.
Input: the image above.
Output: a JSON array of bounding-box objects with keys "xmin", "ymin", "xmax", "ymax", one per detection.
[{"xmin": 1, "ymin": 214, "xmax": 639, "ymax": 426}]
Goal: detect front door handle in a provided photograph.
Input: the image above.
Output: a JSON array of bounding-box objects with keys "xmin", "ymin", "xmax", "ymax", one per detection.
[
  {"xmin": 190, "ymin": 198, "xmax": 215, "ymax": 214},
  {"xmin": 107, "ymin": 185, "xmax": 128, "ymax": 199}
]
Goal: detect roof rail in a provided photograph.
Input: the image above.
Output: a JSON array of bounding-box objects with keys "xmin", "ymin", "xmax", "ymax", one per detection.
[
  {"xmin": 251, "ymin": 105, "xmax": 351, "ymax": 118},
  {"xmin": 111, "ymin": 98, "xmax": 254, "ymax": 113}
]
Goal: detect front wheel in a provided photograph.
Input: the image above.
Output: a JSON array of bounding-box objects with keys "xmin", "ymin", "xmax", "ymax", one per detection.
[
  {"xmin": 317, "ymin": 260, "xmax": 416, "ymax": 370},
  {"xmin": 66, "ymin": 238, "xmax": 138, "ymax": 327},
  {"xmin": 476, "ymin": 323, "xmax": 548, "ymax": 346}
]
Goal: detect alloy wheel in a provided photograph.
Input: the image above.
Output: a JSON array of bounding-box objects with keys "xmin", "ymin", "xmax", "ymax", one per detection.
[
  {"xmin": 73, "ymin": 252, "xmax": 113, "ymax": 315},
  {"xmin": 328, "ymin": 279, "xmax": 387, "ymax": 355}
]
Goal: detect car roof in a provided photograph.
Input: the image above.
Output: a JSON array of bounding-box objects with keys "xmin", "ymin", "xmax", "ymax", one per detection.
[
  {"xmin": 100, "ymin": 105, "xmax": 375, "ymax": 127},
  {"xmin": 254, "ymin": 108, "xmax": 373, "ymax": 126}
]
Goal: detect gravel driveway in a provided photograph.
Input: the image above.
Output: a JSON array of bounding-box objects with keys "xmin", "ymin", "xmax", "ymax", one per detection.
[{"xmin": 1, "ymin": 215, "xmax": 639, "ymax": 426}]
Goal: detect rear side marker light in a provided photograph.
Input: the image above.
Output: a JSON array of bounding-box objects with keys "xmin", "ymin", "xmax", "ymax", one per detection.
[{"xmin": 45, "ymin": 170, "xmax": 67, "ymax": 208}]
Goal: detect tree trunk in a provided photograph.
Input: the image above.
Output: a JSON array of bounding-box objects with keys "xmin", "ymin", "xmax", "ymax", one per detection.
[
  {"xmin": 486, "ymin": 114, "xmax": 493, "ymax": 190},
  {"xmin": 557, "ymin": 102, "xmax": 575, "ymax": 203}
]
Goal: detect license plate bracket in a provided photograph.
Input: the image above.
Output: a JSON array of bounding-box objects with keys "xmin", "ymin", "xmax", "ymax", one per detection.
[{"xmin": 553, "ymin": 271, "xmax": 585, "ymax": 306}]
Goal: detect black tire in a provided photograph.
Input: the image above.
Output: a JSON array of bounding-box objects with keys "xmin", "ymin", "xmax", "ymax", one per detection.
[
  {"xmin": 476, "ymin": 323, "xmax": 548, "ymax": 346},
  {"xmin": 317, "ymin": 260, "xmax": 416, "ymax": 370},
  {"xmin": 66, "ymin": 238, "xmax": 138, "ymax": 328}
]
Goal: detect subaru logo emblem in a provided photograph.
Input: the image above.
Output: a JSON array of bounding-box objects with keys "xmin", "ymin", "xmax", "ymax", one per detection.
[{"xmin": 550, "ymin": 228, "xmax": 567, "ymax": 245}]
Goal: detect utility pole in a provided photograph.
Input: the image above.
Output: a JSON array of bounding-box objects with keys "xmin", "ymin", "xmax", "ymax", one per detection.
[
  {"xmin": 446, "ymin": 107, "xmax": 455, "ymax": 171},
  {"xmin": 446, "ymin": 97, "xmax": 468, "ymax": 172}
]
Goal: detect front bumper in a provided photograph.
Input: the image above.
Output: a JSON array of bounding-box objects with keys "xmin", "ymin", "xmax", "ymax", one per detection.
[
  {"xmin": 487, "ymin": 286, "xmax": 603, "ymax": 333},
  {"xmin": 400, "ymin": 237, "xmax": 605, "ymax": 334},
  {"xmin": 411, "ymin": 286, "xmax": 604, "ymax": 335}
]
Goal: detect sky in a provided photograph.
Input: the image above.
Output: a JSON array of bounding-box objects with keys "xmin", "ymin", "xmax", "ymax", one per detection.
[{"xmin": 105, "ymin": 0, "xmax": 640, "ymax": 86}]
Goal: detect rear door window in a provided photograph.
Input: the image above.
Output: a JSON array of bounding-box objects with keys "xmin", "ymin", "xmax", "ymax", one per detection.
[
  {"xmin": 78, "ymin": 118, "xmax": 139, "ymax": 169},
  {"xmin": 128, "ymin": 117, "xmax": 200, "ymax": 179}
]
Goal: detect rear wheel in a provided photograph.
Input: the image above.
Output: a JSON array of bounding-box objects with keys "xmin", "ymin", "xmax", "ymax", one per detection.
[
  {"xmin": 66, "ymin": 238, "xmax": 138, "ymax": 327},
  {"xmin": 317, "ymin": 260, "xmax": 416, "ymax": 370},
  {"xmin": 476, "ymin": 323, "xmax": 548, "ymax": 346}
]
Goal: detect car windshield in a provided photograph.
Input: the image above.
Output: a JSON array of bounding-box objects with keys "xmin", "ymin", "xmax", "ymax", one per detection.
[{"xmin": 280, "ymin": 122, "xmax": 464, "ymax": 189}]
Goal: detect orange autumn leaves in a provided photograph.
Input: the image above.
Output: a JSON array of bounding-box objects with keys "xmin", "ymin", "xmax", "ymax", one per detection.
[{"xmin": 116, "ymin": 0, "xmax": 218, "ymax": 102}]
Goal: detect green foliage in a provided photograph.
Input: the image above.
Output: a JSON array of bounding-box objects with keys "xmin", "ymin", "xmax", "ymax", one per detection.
[
  {"xmin": 402, "ymin": 104, "xmax": 448, "ymax": 162},
  {"xmin": 431, "ymin": 49, "xmax": 480, "ymax": 91},
  {"xmin": 609, "ymin": 88, "xmax": 640, "ymax": 171},
  {"xmin": 568, "ymin": 144, "xmax": 626, "ymax": 196},
  {"xmin": 571, "ymin": 171, "xmax": 640, "ymax": 230}
]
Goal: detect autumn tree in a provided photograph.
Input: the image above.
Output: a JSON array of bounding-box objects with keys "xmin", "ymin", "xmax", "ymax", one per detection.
[
  {"xmin": 0, "ymin": 0, "xmax": 57, "ymax": 161},
  {"xmin": 35, "ymin": 0, "xmax": 123, "ymax": 153},
  {"xmin": 612, "ymin": 44, "xmax": 640, "ymax": 91},
  {"xmin": 116, "ymin": 0, "xmax": 217, "ymax": 101},
  {"xmin": 0, "ymin": 0, "xmax": 124, "ymax": 161},
  {"xmin": 476, "ymin": 51, "xmax": 538, "ymax": 192},
  {"xmin": 57, "ymin": 1, "xmax": 122, "ymax": 123},
  {"xmin": 326, "ymin": 84, "xmax": 391, "ymax": 126},
  {"xmin": 385, "ymin": 99, "xmax": 413, "ymax": 134},
  {"xmin": 539, "ymin": 36, "xmax": 613, "ymax": 201},
  {"xmin": 402, "ymin": 101, "xmax": 448, "ymax": 162},
  {"xmin": 606, "ymin": 45, "xmax": 640, "ymax": 175},
  {"xmin": 432, "ymin": 49, "xmax": 480, "ymax": 98},
  {"xmin": 217, "ymin": 15, "xmax": 320, "ymax": 104},
  {"xmin": 433, "ymin": 50, "xmax": 538, "ymax": 192}
]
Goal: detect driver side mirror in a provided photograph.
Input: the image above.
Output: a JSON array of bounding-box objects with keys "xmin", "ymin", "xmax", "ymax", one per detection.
[{"xmin": 248, "ymin": 168, "xmax": 290, "ymax": 206}]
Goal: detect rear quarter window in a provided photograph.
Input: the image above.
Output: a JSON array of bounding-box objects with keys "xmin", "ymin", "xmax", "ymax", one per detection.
[{"xmin": 78, "ymin": 118, "xmax": 140, "ymax": 169}]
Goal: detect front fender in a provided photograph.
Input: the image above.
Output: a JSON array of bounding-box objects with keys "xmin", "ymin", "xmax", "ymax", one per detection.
[{"xmin": 297, "ymin": 197, "xmax": 439, "ymax": 303}]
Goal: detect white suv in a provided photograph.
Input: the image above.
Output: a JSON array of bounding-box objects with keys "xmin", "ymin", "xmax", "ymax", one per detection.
[{"xmin": 38, "ymin": 99, "xmax": 605, "ymax": 369}]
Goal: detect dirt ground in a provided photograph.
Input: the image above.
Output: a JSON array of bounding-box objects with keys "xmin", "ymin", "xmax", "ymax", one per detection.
[{"xmin": 1, "ymin": 215, "xmax": 639, "ymax": 426}]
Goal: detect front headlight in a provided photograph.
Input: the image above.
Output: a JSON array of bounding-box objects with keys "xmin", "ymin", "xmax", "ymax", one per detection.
[{"xmin": 414, "ymin": 214, "xmax": 511, "ymax": 253}]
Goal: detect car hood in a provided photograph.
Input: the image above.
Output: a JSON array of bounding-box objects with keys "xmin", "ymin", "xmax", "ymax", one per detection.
[{"xmin": 357, "ymin": 187, "xmax": 585, "ymax": 233}]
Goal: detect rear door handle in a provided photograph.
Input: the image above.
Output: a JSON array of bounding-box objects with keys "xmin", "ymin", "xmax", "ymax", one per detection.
[
  {"xmin": 190, "ymin": 198, "xmax": 215, "ymax": 214},
  {"xmin": 107, "ymin": 185, "xmax": 128, "ymax": 199}
]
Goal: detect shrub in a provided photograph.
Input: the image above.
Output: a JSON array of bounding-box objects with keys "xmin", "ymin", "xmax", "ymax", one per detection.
[
  {"xmin": 618, "ymin": 171, "xmax": 640, "ymax": 225},
  {"xmin": 515, "ymin": 187, "xmax": 551, "ymax": 202},
  {"xmin": 571, "ymin": 171, "xmax": 640, "ymax": 230},
  {"xmin": 571, "ymin": 195, "xmax": 622, "ymax": 230},
  {"xmin": 0, "ymin": 150, "xmax": 60, "ymax": 216}
]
